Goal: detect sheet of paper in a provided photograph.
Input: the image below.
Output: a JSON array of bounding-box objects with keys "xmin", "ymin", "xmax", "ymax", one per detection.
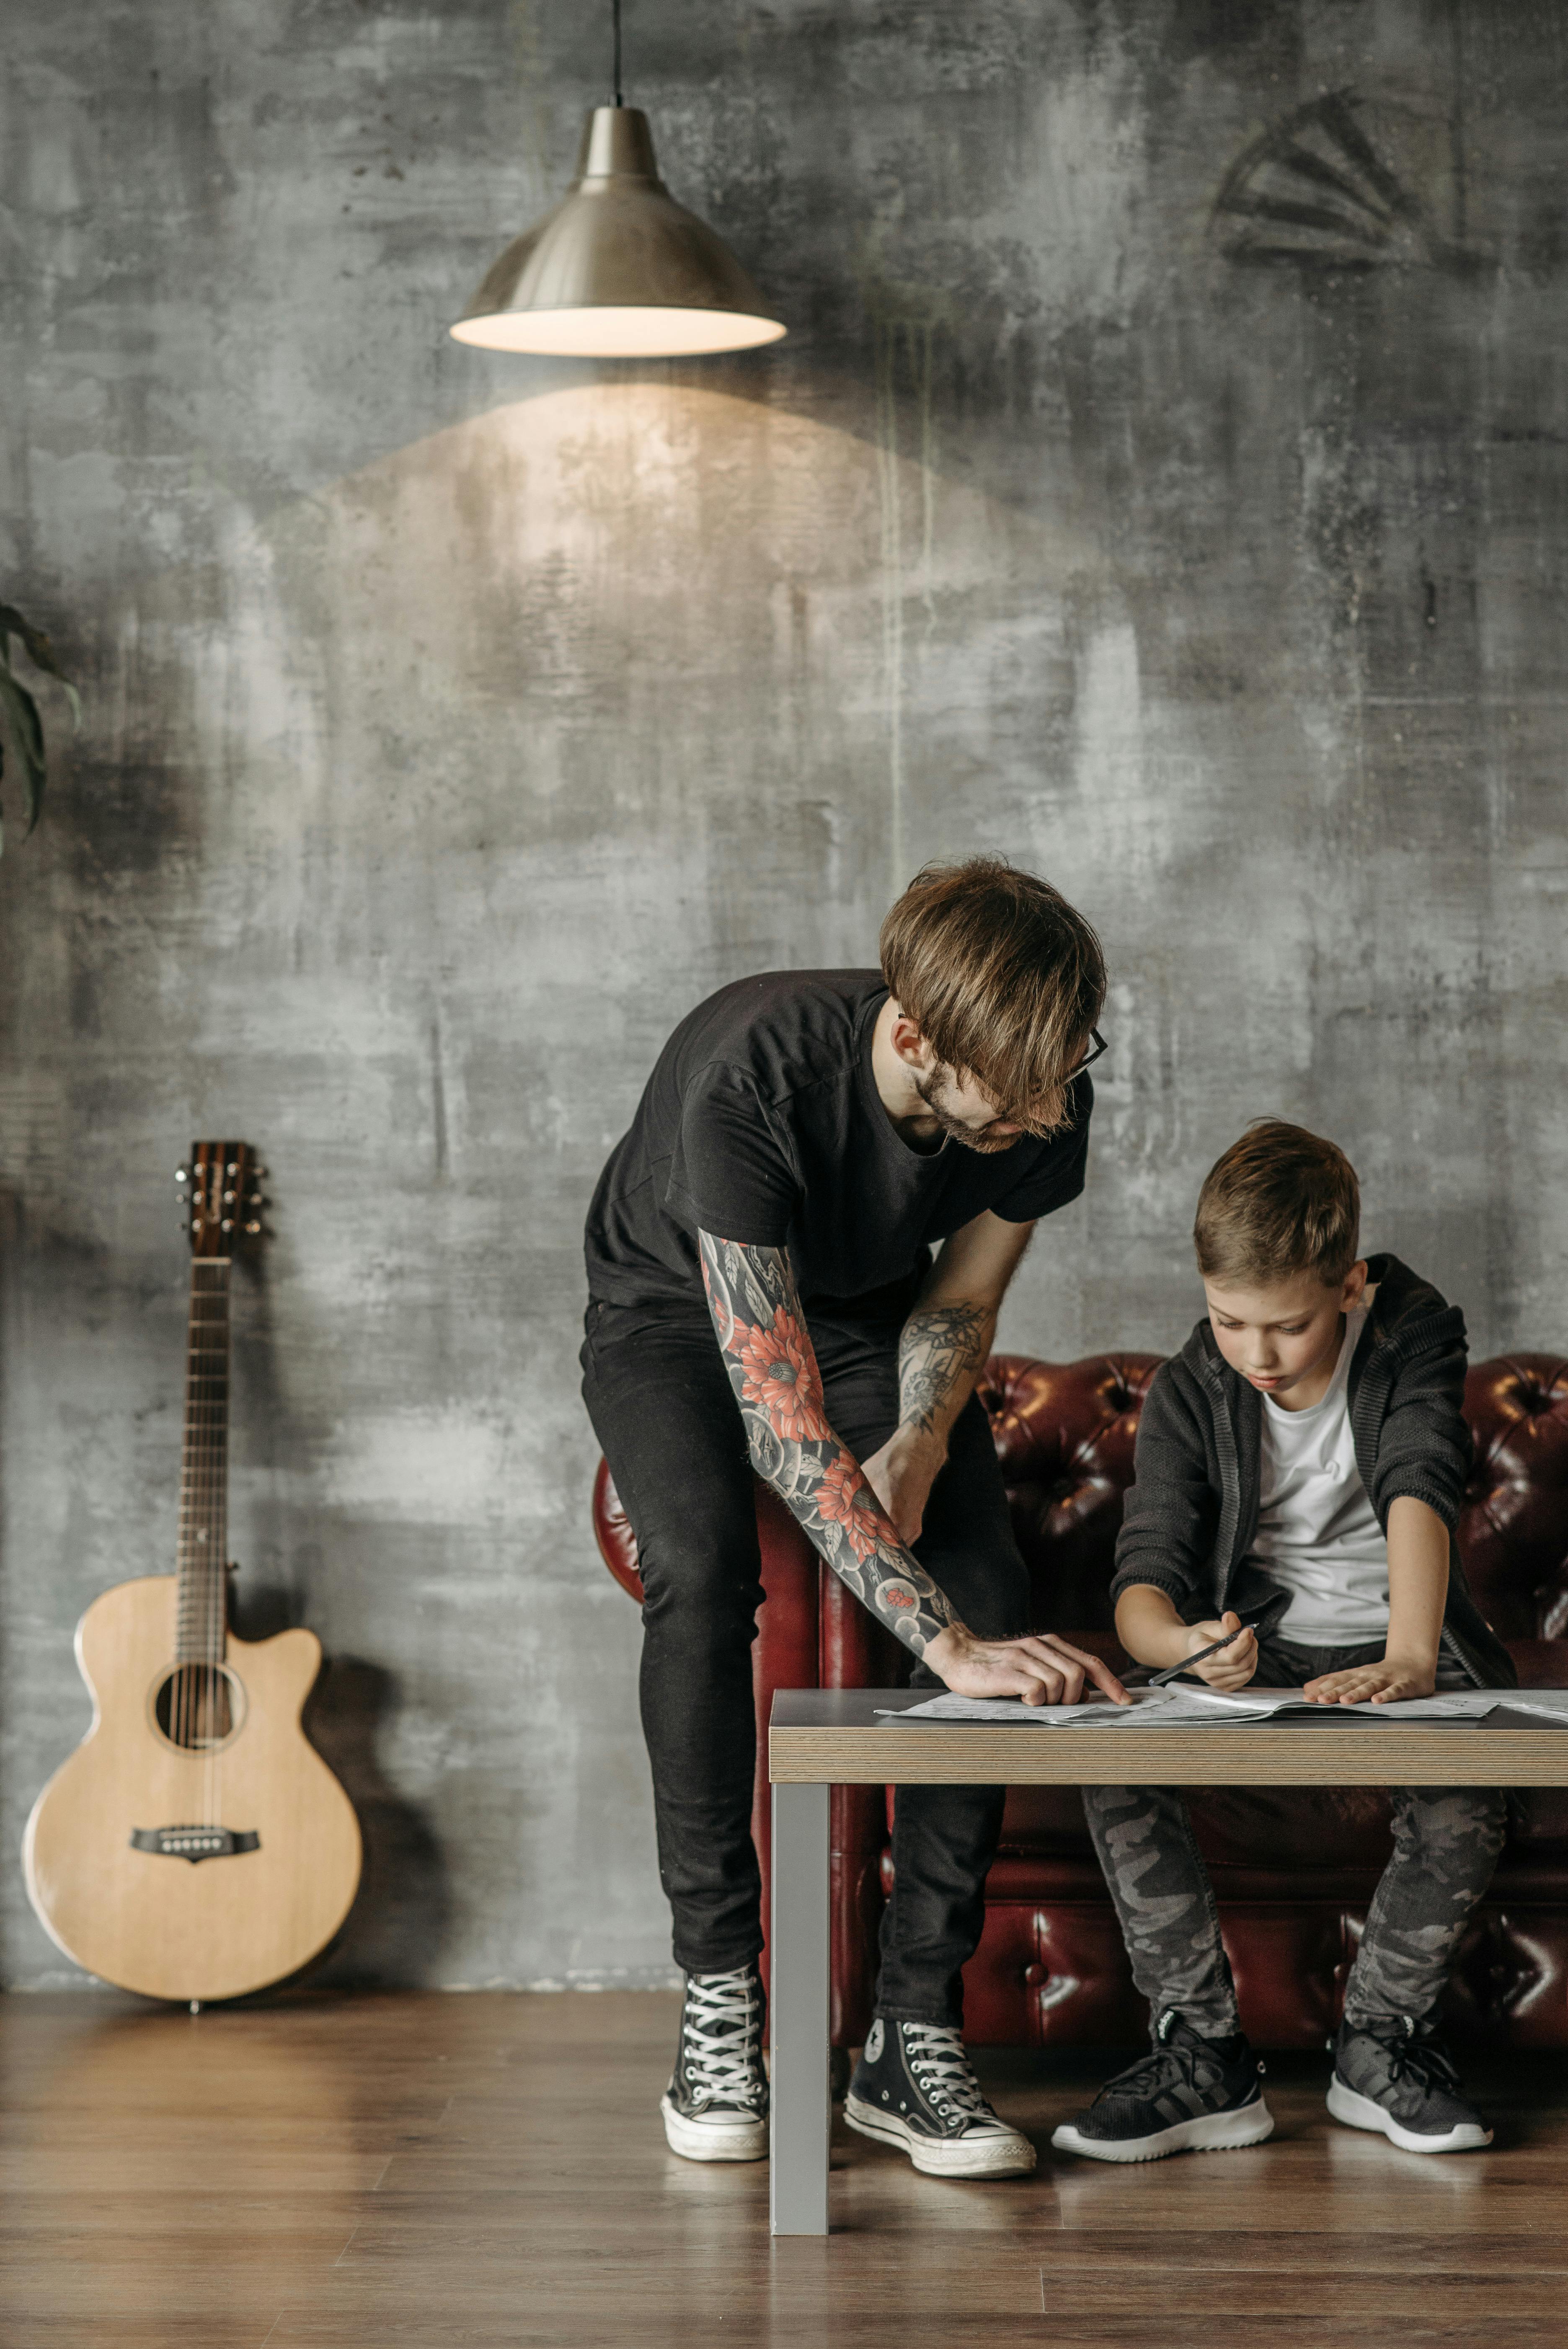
[
  {"xmin": 881, "ymin": 1688, "xmax": 1290, "ymax": 1728},
  {"xmin": 882, "ymin": 1685, "xmax": 1564, "ymax": 1728},
  {"xmin": 1364, "ymin": 1691, "xmax": 1505, "ymax": 1720},
  {"xmin": 1486, "ymin": 1688, "xmax": 1568, "ymax": 1725},
  {"xmin": 877, "ymin": 1692, "xmax": 1160, "ymax": 1727}
]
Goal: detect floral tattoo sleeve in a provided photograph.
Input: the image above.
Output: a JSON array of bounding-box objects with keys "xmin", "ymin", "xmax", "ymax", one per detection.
[{"xmin": 697, "ymin": 1231, "xmax": 958, "ymax": 1656}]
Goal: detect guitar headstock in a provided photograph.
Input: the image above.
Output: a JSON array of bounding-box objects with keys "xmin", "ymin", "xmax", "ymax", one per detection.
[{"xmin": 176, "ymin": 1142, "xmax": 267, "ymax": 1257}]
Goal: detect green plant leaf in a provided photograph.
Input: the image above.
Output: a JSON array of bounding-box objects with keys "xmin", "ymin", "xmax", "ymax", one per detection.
[
  {"xmin": 0, "ymin": 660, "xmax": 47, "ymax": 837},
  {"xmin": 0, "ymin": 603, "xmax": 80, "ymax": 725}
]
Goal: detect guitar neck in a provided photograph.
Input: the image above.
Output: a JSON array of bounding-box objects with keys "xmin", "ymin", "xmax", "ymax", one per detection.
[{"xmin": 176, "ymin": 1258, "xmax": 230, "ymax": 1663}]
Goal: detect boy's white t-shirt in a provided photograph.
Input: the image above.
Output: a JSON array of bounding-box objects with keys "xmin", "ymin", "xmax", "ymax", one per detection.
[{"xmin": 1249, "ymin": 1299, "xmax": 1390, "ymax": 1644}]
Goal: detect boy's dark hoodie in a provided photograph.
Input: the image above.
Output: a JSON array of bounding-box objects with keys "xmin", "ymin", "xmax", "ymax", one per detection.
[{"xmin": 1110, "ymin": 1252, "xmax": 1516, "ymax": 1689}]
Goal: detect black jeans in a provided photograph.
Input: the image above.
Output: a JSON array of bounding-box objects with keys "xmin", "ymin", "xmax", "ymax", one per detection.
[{"xmin": 581, "ymin": 1297, "xmax": 1031, "ymax": 2024}]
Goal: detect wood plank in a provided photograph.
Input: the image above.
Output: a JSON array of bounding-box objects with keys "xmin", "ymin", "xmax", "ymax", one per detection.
[
  {"xmin": 768, "ymin": 1688, "xmax": 1568, "ymax": 1784},
  {"xmin": 770, "ymin": 1718, "xmax": 1568, "ymax": 1783},
  {"xmin": 2, "ymin": 1991, "xmax": 1566, "ymax": 2348}
]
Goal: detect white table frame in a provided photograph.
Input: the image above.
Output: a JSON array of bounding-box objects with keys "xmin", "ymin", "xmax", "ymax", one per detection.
[{"xmin": 767, "ymin": 1685, "xmax": 1568, "ymax": 2236}]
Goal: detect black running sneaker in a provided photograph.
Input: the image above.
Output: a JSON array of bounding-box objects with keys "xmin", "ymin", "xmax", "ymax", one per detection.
[
  {"xmin": 659, "ymin": 1965, "xmax": 768, "ymax": 2163},
  {"xmin": 1328, "ymin": 2014, "xmax": 1491, "ymax": 2154},
  {"xmin": 844, "ymin": 2016, "xmax": 1036, "ymax": 2178},
  {"xmin": 1051, "ymin": 2010, "xmax": 1274, "ymax": 2164}
]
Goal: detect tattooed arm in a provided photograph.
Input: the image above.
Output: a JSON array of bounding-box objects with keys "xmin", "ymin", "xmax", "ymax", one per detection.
[
  {"xmin": 861, "ymin": 1212, "xmax": 1036, "ymax": 1548},
  {"xmin": 698, "ymin": 1229, "xmax": 1127, "ymax": 1705}
]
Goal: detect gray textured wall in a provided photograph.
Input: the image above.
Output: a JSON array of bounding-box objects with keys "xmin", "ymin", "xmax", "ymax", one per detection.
[{"xmin": 2, "ymin": 1, "xmax": 1564, "ymax": 1989}]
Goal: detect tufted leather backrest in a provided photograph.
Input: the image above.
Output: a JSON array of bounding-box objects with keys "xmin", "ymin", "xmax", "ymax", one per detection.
[
  {"xmin": 594, "ymin": 1456, "xmax": 643, "ymax": 1602},
  {"xmin": 1459, "ymin": 1356, "xmax": 1568, "ymax": 1639},
  {"xmin": 976, "ymin": 1354, "xmax": 1164, "ymax": 1633},
  {"xmin": 975, "ymin": 1350, "xmax": 1568, "ymax": 1644},
  {"xmin": 595, "ymin": 1351, "xmax": 1568, "ymax": 1645}
]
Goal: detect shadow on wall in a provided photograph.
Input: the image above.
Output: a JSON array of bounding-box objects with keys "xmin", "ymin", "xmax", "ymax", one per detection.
[
  {"xmin": 227, "ymin": 1233, "xmax": 454, "ymax": 1991},
  {"xmin": 305, "ymin": 1649, "xmax": 452, "ymax": 1988},
  {"xmin": 230, "ymin": 1568, "xmax": 452, "ymax": 1990}
]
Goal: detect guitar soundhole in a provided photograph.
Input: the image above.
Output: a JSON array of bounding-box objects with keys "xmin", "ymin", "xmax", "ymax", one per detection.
[{"xmin": 152, "ymin": 1665, "xmax": 245, "ymax": 1752}]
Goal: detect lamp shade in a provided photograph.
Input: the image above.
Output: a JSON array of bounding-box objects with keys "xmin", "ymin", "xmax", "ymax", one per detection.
[{"xmin": 450, "ymin": 107, "xmax": 786, "ymax": 357}]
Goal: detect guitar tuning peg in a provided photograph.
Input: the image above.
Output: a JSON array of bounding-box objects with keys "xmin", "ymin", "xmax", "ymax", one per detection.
[
  {"xmin": 176, "ymin": 1167, "xmax": 189, "ymax": 1184},
  {"xmin": 255, "ymin": 1165, "xmax": 269, "ymax": 1179},
  {"xmin": 244, "ymin": 1220, "xmax": 262, "ymax": 1236}
]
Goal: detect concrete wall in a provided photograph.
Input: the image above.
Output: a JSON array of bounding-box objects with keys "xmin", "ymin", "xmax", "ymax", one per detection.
[{"xmin": 2, "ymin": 0, "xmax": 1564, "ymax": 1988}]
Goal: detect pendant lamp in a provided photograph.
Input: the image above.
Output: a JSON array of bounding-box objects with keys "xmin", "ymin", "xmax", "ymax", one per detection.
[{"xmin": 449, "ymin": 0, "xmax": 785, "ymax": 359}]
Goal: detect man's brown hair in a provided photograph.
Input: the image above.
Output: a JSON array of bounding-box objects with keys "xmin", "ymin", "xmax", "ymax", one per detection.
[
  {"xmin": 1193, "ymin": 1119, "xmax": 1361, "ymax": 1289},
  {"xmin": 878, "ymin": 857, "xmax": 1106, "ymax": 1131}
]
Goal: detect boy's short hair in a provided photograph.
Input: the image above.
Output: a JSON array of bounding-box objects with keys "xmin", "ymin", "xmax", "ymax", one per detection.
[
  {"xmin": 878, "ymin": 857, "xmax": 1106, "ymax": 1129},
  {"xmin": 1194, "ymin": 1119, "xmax": 1361, "ymax": 1289}
]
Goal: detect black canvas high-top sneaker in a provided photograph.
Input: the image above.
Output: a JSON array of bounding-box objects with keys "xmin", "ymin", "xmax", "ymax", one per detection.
[
  {"xmin": 844, "ymin": 2017, "xmax": 1036, "ymax": 2178},
  {"xmin": 1051, "ymin": 2011, "xmax": 1274, "ymax": 2164},
  {"xmin": 1328, "ymin": 2014, "xmax": 1491, "ymax": 2153},
  {"xmin": 660, "ymin": 1965, "xmax": 769, "ymax": 2162}
]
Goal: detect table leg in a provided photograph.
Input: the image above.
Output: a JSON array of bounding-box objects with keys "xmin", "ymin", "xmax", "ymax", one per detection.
[{"xmin": 770, "ymin": 1780, "xmax": 830, "ymax": 2235}]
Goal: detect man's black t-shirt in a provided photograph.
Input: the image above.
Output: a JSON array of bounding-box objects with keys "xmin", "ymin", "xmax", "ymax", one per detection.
[{"xmin": 584, "ymin": 971, "xmax": 1092, "ymax": 1317}]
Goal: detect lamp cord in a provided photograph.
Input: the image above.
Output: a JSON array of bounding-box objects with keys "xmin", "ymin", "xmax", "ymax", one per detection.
[{"xmin": 612, "ymin": 0, "xmax": 624, "ymax": 106}]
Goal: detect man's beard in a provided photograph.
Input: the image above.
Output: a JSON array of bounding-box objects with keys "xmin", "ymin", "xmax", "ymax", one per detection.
[{"xmin": 914, "ymin": 1069, "xmax": 1025, "ymax": 1155}]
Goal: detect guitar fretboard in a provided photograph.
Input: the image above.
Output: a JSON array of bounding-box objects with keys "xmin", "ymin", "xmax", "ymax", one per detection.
[{"xmin": 176, "ymin": 1259, "xmax": 229, "ymax": 1664}]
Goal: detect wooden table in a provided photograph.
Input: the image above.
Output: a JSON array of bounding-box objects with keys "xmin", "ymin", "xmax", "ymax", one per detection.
[{"xmin": 766, "ymin": 1685, "xmax": 1568, "ymax": 2235}]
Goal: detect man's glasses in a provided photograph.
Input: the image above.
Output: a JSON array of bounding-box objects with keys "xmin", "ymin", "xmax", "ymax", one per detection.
[
  {"xmin": 1066, "ymin": 1028, "xmax": 1108, "ymax": 1083},
  {"xmin": 1005, "ymin": 1031, "xmax": 1107, "ymax": 1135}
]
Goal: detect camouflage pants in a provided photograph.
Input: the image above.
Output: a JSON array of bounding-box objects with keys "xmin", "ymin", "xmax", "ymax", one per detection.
[{"xmin": 1081, "ymin": 1635, "xmax": 1507, "ymax": 2036}]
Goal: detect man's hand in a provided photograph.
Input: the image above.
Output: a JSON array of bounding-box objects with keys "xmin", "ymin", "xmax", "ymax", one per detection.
[
  {"xmin": 860, "ymin": 1426, "xmax": 945, "ymax": 1548},
  {"xmin": 1303, "ymin": 1656, "xmax": 1438, "ymax": 1707},
  {"xmin": 1180, "ymin": 1613, "xmax": 1259, "ymax": 1691},
  {"xmin": 926, "ymin": 1624, "xmax": 1131, "ymax": 1708}
]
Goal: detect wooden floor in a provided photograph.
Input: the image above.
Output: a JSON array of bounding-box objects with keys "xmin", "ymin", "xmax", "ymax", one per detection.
[{"xmin": 4, "ymin": 1991, "xmax": 1568, "ymax": 2346}]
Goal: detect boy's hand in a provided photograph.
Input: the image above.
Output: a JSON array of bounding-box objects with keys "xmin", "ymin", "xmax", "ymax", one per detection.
[
  {"xmin": 1302, "ymin": 1656, "xmax": 1438, "ymax": 1706},
  {"xmin": 1181, "ymin": 1612, "xmax": 1258, "ymax": 1690}
]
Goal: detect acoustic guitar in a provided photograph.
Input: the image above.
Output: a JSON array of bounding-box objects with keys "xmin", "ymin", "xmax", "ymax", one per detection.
[{"xmin": 24, "ymin": 1142, "xmax": 362, "ymax": 2004}]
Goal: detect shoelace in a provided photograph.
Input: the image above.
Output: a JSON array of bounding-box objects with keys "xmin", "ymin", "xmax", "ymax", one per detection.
[
  {"xmin": 1092, "ymin": 2039, "xmax": 1218, "ymax": 2108},
  {"xmin": 1381, "ymin": 2022, "xmax": 1462, "ymax": 2100},
  {"xmin": 681, "ymin": 1971, "xmax": 764, "ymax": 2106},
  {"xmin": 902, "ymin": 2024, "xmax": 994, "ymax": 2123}
]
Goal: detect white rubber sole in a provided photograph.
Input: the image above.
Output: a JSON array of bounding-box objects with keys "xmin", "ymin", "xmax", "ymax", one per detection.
[
  {"xmin": 659, "ymin": 2092, "xmax": 767, "ymax": 2163},
  {"xmin": 1326, "ymin": 2076, "xmax": 1491, "ymax": 2154},
  {"xmin": 843, "ymin": 2093, "xmax": 1036, "ymax": 2178},
  {"xmin": 1051, "ymin": 2094, "xmax": 1275, "ymax": 2166}
]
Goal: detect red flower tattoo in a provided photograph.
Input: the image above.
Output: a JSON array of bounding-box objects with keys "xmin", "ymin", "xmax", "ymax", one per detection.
[
  {"xmin": 816, "ymin": 1456, "xmax": 886, "ymax": 1562},
  {"xmin": 734, "ymin": 1308, "xmax": 831, "ymax": 1444}
]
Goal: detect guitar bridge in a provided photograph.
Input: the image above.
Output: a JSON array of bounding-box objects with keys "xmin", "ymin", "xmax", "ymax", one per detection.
[{"xmin": 129, "ymin": 1824, "xmax": 261, "ymax": 1864}]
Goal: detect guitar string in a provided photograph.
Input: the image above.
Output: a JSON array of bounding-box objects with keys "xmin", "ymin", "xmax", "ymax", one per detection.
[
  {"xmin": 176, "ymin": 1154, "xmax": 236, "ymax": 1838},
  {"xmin": 202, "ymin": 1230, "xmax": 227, "ymax": 1836},
  {"xmin": 213, "ymin": 1180, "xmax": 235, "ymax": 1839},
  {"xmin": 179, "ymin": 1234, "xmax": 196, "ymax": 1765},
  {"xmin": 204, "ymin": 1217, "xmax": 226, "ymax": 1829},
  {"xmin": 184, "ymin": 1173, "xmax": 209, "ymax": 1776},
  {"xmin": 210, "ymin": 1241, "xmax": 226, "ymax": 1842}
]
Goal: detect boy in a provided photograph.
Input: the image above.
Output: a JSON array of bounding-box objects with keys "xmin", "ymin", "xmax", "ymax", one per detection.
[{"xmin": 1054, "ymin": 1119, "xmax": 1514, "ymax": 2164}]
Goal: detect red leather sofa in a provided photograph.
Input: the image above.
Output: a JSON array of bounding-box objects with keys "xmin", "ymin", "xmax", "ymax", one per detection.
[{"xmin": 593, "ymin": 1351, "xmax": 1568, "ymax": 2049}]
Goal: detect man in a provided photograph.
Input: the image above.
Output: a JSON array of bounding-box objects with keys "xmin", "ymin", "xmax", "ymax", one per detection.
[{"xmin": 581, "ymin": 857, "xmax": 1125, "ymax": 2181}]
